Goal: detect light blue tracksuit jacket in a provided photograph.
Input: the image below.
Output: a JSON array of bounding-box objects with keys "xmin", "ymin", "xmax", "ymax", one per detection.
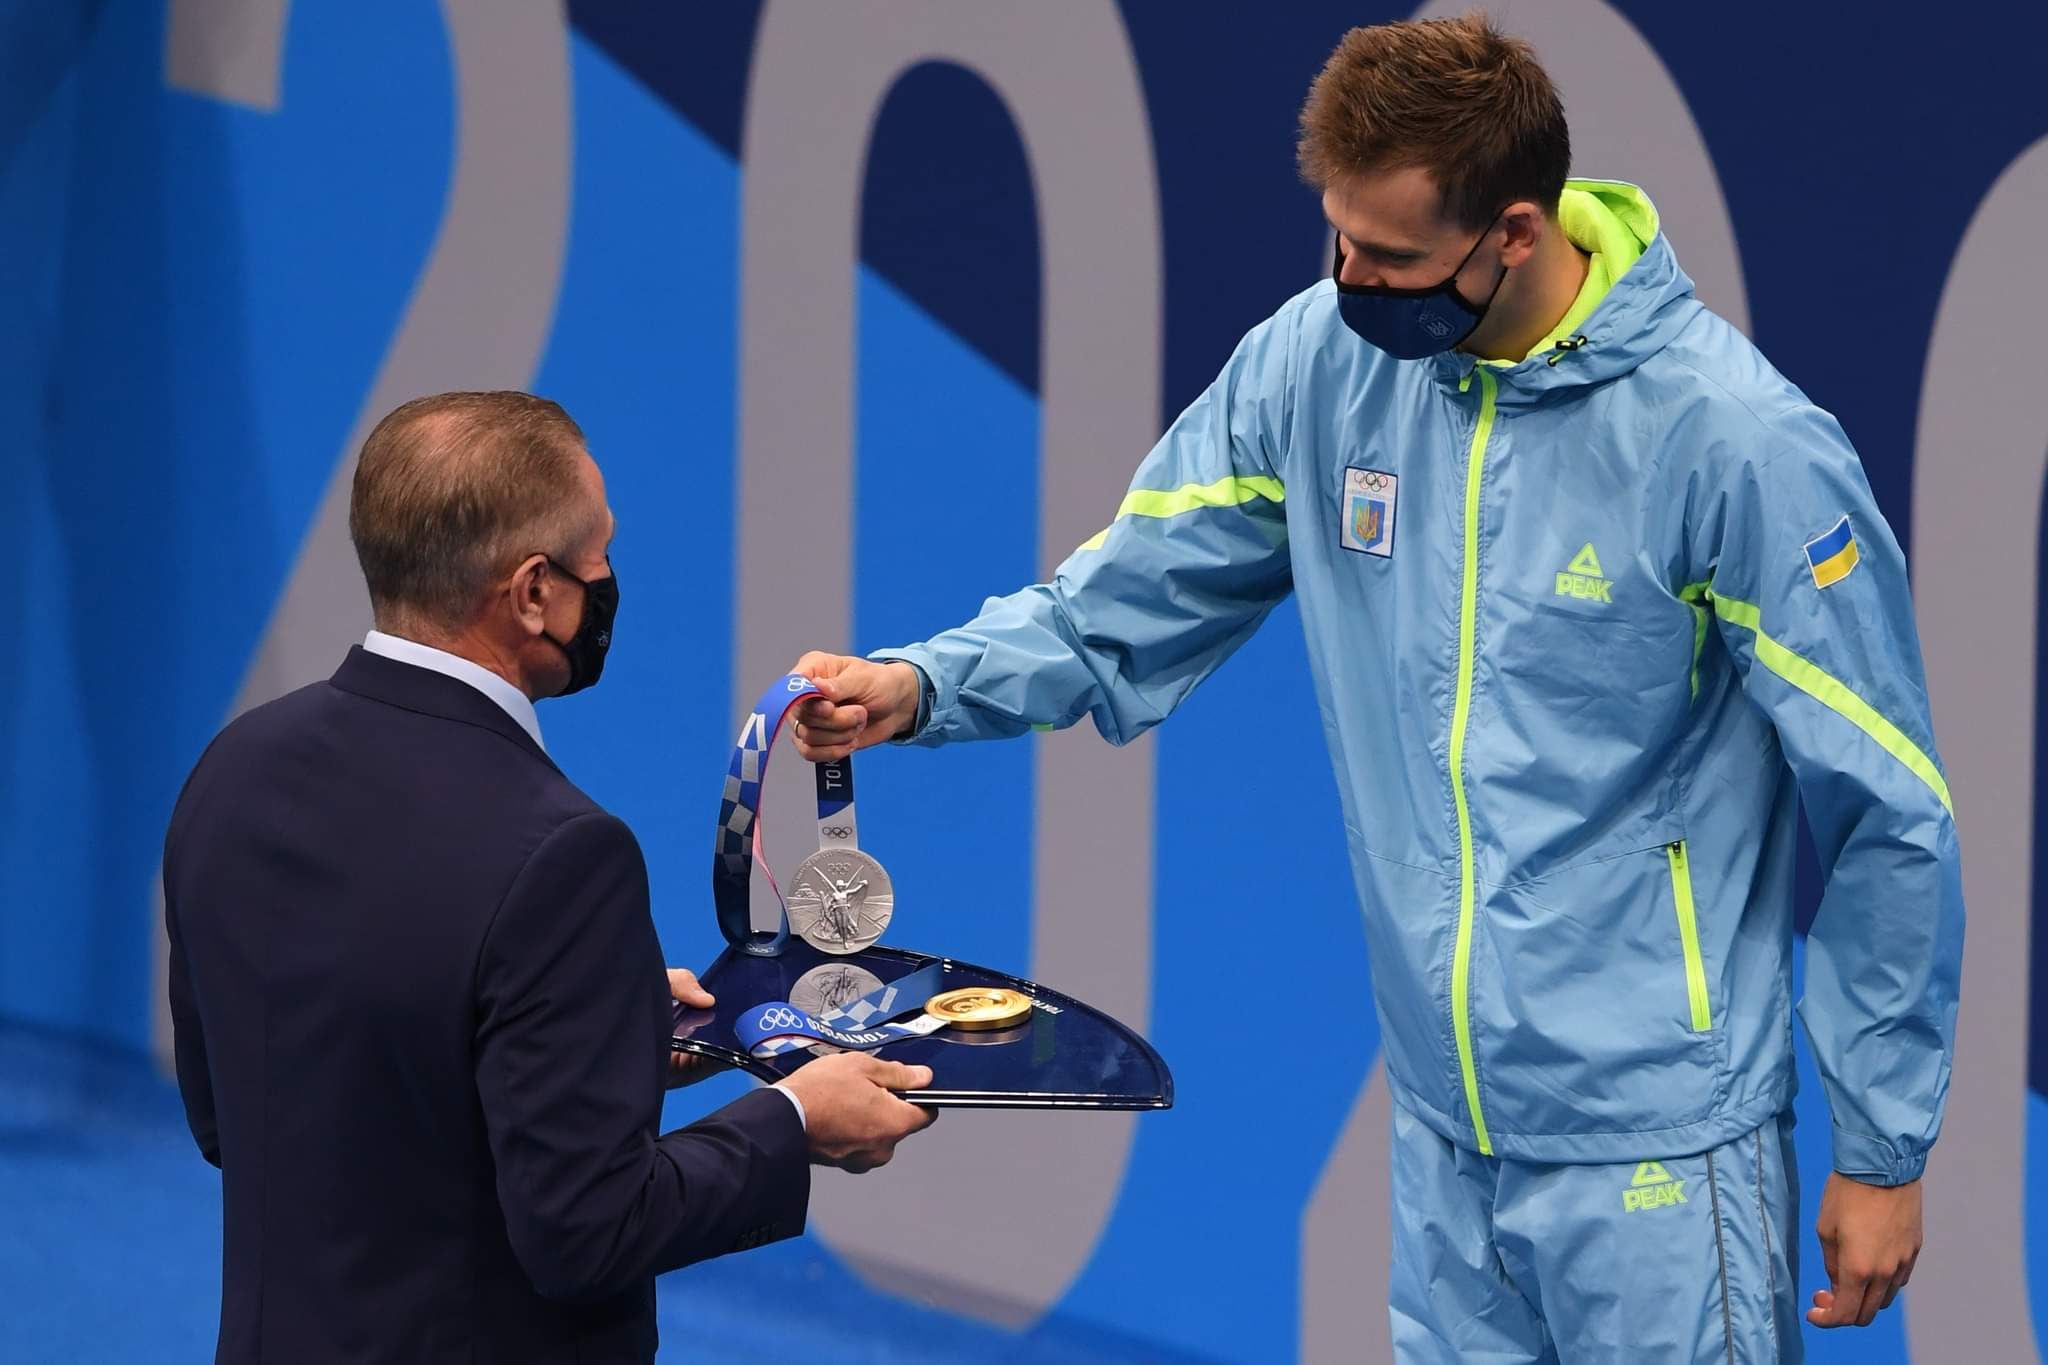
[{"xmin": 876, "ymin": 181, "xmax": 1963, "ymax": 1184}]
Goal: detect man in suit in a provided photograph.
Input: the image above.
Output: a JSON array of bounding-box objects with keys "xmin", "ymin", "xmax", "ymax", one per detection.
[{"xmin": 164, "ymin": 391, "xmax": 935, "ymax": 1364}]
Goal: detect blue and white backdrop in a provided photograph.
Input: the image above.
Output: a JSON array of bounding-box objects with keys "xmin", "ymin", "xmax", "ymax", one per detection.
[{"xmin": 3, "ymin": 2, "xmax": 2045, "ymax": 1360}]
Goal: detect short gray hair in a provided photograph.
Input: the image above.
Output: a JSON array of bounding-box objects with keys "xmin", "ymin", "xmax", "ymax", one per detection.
[{"xmin": 348, "ymin": 391, "xmax": 596, "ymax": 632}]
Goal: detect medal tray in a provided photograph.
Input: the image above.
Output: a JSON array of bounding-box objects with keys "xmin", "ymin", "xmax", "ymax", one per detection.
[{"xmin": 673, "ymin": 940, "xmax": 1173, "ymax": 1111}]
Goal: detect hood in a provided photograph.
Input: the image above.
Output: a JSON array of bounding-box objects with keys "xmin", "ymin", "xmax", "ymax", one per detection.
[{"xmin": 1430, "ymin": 178, "xmax": 1702, "ymax": 404}]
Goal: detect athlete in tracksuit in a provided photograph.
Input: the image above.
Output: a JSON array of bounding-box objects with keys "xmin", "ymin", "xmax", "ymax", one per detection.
[{"xmin": 791, "ymin": 162, "xmax": 1963, "ymax": 1361}]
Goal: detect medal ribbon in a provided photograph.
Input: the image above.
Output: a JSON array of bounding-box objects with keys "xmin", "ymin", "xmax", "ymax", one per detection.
[
  {"xmin": 735, "ymin": 962, "xmax": 948, "ymax": 1057},
  {"xmin": 713, "ymin": 673, "xmax": 831, "ymax": 956},
  {"xmin": 815, "ymin": 754, "xmax": 858, "ymax": 850}
]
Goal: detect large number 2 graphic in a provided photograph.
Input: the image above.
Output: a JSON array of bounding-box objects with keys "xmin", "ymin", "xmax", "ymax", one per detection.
[{"xmin": 151, "ymin": 0, "xmax": 573, "ymax": 1064}]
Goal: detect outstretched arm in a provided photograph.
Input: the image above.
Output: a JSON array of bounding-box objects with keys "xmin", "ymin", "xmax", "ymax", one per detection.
[{"xmin": 793, "ymin": 305, "xmax": 1303, "ymax": 761}]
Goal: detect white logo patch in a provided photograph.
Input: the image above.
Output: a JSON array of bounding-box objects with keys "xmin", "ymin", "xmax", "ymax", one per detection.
[{"xmin": 1341, "ymin": 467, "xmax": 1398, "ymax": 558}]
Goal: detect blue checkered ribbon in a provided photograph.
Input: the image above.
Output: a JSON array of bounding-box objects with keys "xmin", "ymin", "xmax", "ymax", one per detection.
[
  {"xmin": 712, "ymin": 674, "xmax": 825, "ymax": 956},
  {"xmin": 736, "ymin": 962, "xmax": 948, "ymax": 1057}
]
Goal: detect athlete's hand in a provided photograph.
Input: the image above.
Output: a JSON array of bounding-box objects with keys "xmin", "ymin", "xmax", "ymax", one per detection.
[
  {"xmin": 1808, "ymin": 1173, "xmax": 1922, "ymax": 1328},
  {"xmin": 788, "ymin": 653, "xmax": 922, "ymax": 760}
]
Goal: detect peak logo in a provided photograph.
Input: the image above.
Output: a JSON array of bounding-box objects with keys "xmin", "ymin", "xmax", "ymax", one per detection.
[
  {"xmin": 1554, "ymin": 542, "xmax": 1613, "ymax": 604},
  {"xmin": 1621, "ymin": 1160, "xmax": 1687, "ymax": 1212}
]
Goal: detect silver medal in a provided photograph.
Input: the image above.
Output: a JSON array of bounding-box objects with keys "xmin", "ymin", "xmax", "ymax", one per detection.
[
  {"xmin": 787, "ymin": 847, "xmax": 894, "ymax": 955},
  {"xmin": 788, "ymin": 961, "xmax": 886, "ymax": 1017}
]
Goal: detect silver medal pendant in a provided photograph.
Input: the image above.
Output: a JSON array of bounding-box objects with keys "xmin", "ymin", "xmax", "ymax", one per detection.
[
  {"xmin": 788, "ymin": 961, "xmax": 886, "ymax": 1016},
  {"xmin": 787, "ymin": 847, "xmax": 895, "ymax": 955}
]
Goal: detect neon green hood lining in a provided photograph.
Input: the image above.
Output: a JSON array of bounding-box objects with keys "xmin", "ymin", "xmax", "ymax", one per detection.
[{"xmin": 1513, "ymin": 178, "xmax": 1657, "ymax": 362}]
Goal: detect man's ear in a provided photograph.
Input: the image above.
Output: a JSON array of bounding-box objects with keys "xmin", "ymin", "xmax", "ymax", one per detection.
[
  {"xmin": 509, "ymin": 554, "xmax": 551, "ymax": 636},
  {"xmin": 1498, "ymin": 200, "xmax": 1545, "ymax": 268}
]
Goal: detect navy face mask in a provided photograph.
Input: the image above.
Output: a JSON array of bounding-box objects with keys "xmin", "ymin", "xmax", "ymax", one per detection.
[{"xmin": 1332, "ymin": 212, "xmax": 1509, "ymax": 359}]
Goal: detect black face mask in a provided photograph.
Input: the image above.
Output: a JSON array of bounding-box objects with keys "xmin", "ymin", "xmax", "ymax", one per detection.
[{"xmin": 540, "ymin": 556, "xmax": 618, "ymax": 696}]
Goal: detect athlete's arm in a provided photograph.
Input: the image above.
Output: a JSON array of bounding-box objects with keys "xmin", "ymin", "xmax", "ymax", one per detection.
[
  {"xmin": 792, "ymin": 306, "xmax": 1303, "ymax": 762},
  {"xmin": 1695, "ymin": 402, "xmax": 1962, "ymax": 1328}
]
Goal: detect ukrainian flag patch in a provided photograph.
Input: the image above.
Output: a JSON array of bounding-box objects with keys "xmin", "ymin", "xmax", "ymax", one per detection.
[{"xmin": 1804, "ymin": 515, "xmax": 1859, "ymax": 589}]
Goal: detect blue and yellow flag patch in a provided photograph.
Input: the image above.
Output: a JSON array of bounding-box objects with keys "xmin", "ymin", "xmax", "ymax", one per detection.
[{"xmin": 1804, "ymin": 516, "xmax": 1859, "ymax": 589}]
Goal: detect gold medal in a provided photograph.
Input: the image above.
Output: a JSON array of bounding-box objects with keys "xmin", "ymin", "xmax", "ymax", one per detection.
[{"xmin": 924, "ymin": 986, "xmax": 1034, "ymax": 1031}]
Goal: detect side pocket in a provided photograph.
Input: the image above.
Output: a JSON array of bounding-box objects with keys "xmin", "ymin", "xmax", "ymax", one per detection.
[{"xmin": 1667, "ymin": 840, "xmax": 1712, "ymax": 1032}]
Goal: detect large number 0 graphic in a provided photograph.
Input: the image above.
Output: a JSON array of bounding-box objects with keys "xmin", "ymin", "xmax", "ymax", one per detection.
[
  {"xmin": 1906, "ymin": 134, "xmax": 2048, "ymax": 1365},
  {"xmin": 151, "ymin": 0, "xmax": 573, "ymax": 1065},
  {"xmin": 1299, "ymin": 3, "xmax": 1751, "ymax": 1358},
  {"xmin": 737, "ymin": 0, "xmax": 1163, "ymax": 1327}
]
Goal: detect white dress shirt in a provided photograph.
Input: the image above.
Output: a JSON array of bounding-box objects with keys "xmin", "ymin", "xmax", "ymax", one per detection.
[
  {"xmin": 362, "ymin": 631, "xmax": 545, "ymax": 751},
  {"xmin": 357, "ymin": 631, "xmax": 807, "ymax": 1132}
]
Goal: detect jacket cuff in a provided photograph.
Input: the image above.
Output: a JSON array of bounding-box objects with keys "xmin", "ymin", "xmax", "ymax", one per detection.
[
  {"xmin": 769, "ymin": 1082, "xmax": 807, "ymax": 1132},
  {"xmin": 1831, "ymin": 1126, "xmax": 1927, "ymax": 1186},
  {"xmin": 727, "ymin": 1085, "xmax": 811, "ymax": 1249},
  {"xmin": 867, "ymin": 647, "xmax": 944, "ymax": 744}
]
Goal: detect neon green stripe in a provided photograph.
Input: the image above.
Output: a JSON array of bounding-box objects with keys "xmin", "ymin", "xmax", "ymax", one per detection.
[
  {"xmin": 1074, "ymin": 475, "xmax": 1286, "ymax": 553},
  {"xmin": 1119, "ymin": 475, "xmax": 1285, "ymax": 519},
  {"xmin": 1666, "ymin": 841, "xmax": 1712, "ymax": 1032},
  {"xmin": 1678, "ymin": 582, "xmax": 1711, "ymax": 701},
  {"xmin": 1711, "ymin": 592, "xmax": 1953, "ymax": 816},
  {"xmin": 1450, "ymin": 368, "xmax": 1495, "ymax": 1155}
]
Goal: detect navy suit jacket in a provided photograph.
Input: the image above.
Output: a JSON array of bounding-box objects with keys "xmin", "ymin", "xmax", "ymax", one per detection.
[{"xmin": 163, "ymin": 647, "xmax": 809, "ymax": 1364}]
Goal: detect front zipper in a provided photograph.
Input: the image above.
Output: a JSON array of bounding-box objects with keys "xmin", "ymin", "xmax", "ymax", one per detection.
[
  {"xmin": 1667, "ymin": 839, "xmax": 1712, "ymax": 1031},
  {"xmin": 1450, "ymin": 366, "xmax": 1497, "ymax": 1153}
]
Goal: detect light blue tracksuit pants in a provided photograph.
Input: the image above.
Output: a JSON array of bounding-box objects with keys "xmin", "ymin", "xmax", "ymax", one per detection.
[{"xmin": 1389, "ymin": 1102, "xmax": 1803, "ymax": 1363}]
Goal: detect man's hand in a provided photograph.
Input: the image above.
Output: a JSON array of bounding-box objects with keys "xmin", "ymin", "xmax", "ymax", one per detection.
[
  {"xmin": 1808, "ymin": 1173, "xmax": 1922, "ymax": 1328},
  {"xmin": 777, "ymin": 1053, "xmax": 938, "ymax": 1172},
  {"xmin": 787, "ymin": 653, "xmax": 922, "ymax": 761},
  {"xmin": 665, "ymin": 968, "xmax": 726, "ymax": 1089}
]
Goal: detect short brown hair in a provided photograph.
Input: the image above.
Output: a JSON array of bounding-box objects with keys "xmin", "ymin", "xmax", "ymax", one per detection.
[
  {"xmin": 1297, "ymin": 13, "xmax": 1569, "ymax": 230},
  {"xmin": 348, "ymin": 391, "xmax": 595, "ymax": 631}
]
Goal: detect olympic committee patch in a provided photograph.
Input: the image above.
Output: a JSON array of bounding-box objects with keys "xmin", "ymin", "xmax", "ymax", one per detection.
[{"xmin": 1341, "ymin": 467, "xmax": 1398, "ymax": 558}]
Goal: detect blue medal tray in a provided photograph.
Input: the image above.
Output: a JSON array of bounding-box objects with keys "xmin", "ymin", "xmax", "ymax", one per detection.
[{"xmin": 673, "ymin": 939, "xmax": 1173, "ymax": 1111}]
